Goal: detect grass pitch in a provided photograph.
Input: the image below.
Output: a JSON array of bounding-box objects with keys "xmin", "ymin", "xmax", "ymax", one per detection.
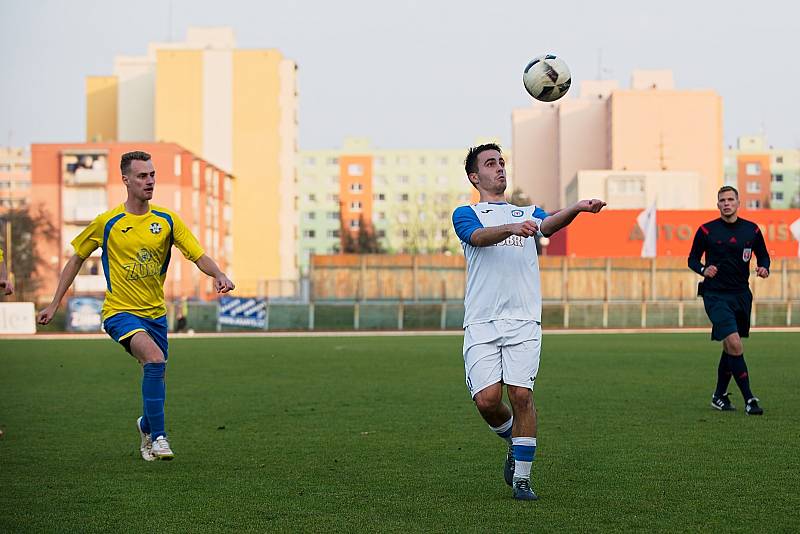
[{"xmin": 1, "ymin": 333, "xmax": 799, "ymax": 532}]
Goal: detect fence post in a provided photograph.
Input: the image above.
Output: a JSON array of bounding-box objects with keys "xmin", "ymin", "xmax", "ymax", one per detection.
[
  {"xmin": 398, "ymin": 296, "xmax": 404, "ymax": 330},
  {"xmin": 360, "ymin": 254, "xmax": 367, "ymax": 302},
  {"xmin": 602, "ymin": 302, "xmax": 608, "ymax": 328},
  {"xmin": 781, "ymin": 259, "xmax": 787, "ymax": 301},
  {"xmin": 650, "ymin": 258, "xmax": 657, "ymax": 301},
  {"xmin": 605, "ymin": 258, "xmax": 612, "ymax": 302},
  {"xmin": 562, "ymin": 259, "xmax": 568, "ymax": 302},
  {"xmin": 563, "ymin": 302, "xmax": 569, "ymax": 329},
  {"xmin": 641, "ymin": 280, "xmax": 647, "ymax": 328},
  {"xmin": 440, "ymin": 280, "xmax": 447, "ymax": 330},
  {"xmin": 354, "ymin": 302, "xmax": 360, "ymax": 330},
  {"xmin": 412, "ymin": 255, "xmax": 419, "ymax": 302},
  {"xmin": 309, "ymin": 302, "xmax": 315, "ymax": 331},
  {"xmin": 264, "ymin": 296, "xmax": 270, "ymax": 331}
]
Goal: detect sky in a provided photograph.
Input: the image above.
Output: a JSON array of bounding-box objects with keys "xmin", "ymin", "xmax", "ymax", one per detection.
[{"xmin": 1, "ymin": 0, "xmax": 798, "ymax": 151}]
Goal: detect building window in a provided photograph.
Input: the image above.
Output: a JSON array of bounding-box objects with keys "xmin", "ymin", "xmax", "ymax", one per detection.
[
  {"xmin": 349, "ymin": 219, "xmax": 360, "ymax": 229},
  {"xmin": 398, "ymin": 175, "xmax": 409, "ymax": 184},
  {"xmin": 327, "ymin": 229, "xmax": 340, "ymax": 238},
  {"xmin": 772, "ymin": 192, "xmax": 784, "ymax": 201},
  {"xmin": 399, "ymin": 193, "xmax": 409, "ymax": 202},
  {"xmin": 350, "ymin": 182, "xmax": 364, "ymax": 192},
  {"xmin": 305, "ymin": 212, "xmax": 317, "ymax": 221},
  {"xmin": 375, "ymin": 157, "xmax": 386, "ymax": 167},
  {"xmin": 437, "ymin": 175, "xmax": 448, "ymax": 185},
  {"xmin": 174, "ymin": 155, "xmax": 182, "ymax": 176},
  {"xmin": 326, "ymin": 157, "xmax": 338, "ymax": 165},
  {"xmin": 746, "ymin": 181, "xmax": 761, "ymax": 193},
  {"xmin": 773, "ymin": 174, "xmax": 784, "ymax": 183},
  {"xmin": 377, "ymin": 211, "xmax": 386, "ymax": 220},
  {"xmin": 417, "ymin": 175, "xmax": 428, "ymax": 184},
  {"xmin": 327, "ymin": 211, "xmax": 340, "ymax": 220},
  {"xmin": 330, "ymin": 175, "xmax": 339, "ymax": 184},
  {"xmin": 377, "ymin": 229, "xmax": 386, "ymax": 238},
  {"xmin": 775, "ymin": 156, "xmax": 783, "ymax": 164},
  {"xmin": 441, "ymin": 229, "xmax": 449, "ymax": 238},
  {"xmin": 304, "ymin": 157, "xmax": 316, "ymax": 165},
  {"xmin": 438, "ymin": 157, "xmax": 448, "ymax": 166},
  {"xmin": 350, "ymin": 201, "xmax": 362, "ymax": 211},
  {"xmin": 396, "ymin": 156, "xmax": 409, "ymax": 165},
  {"xmin": 347, "ymin": 164, "xmax": 364, "ymax": 176},
  {"xmin": 398, "ymin": 211, "xmax": 409, "ymax": 223},
  {"xmin": 417, "ymin": 193, "xmax": 427, "ymax": 203},
  {"xmin": 745, "ymin": 163, "xmax": 761, "ymax": 175},
  {"xmin": 307, "ymin": 193, "xmax": 317, "ymax": 202},
  {"xmin": 375, "ymin": 193, "xmax": 385, "ymax": 201},
  {"xmin": 745, "ymin": 199, "xmax": 761, "ymax": 209},
  {"xmin": 302, "ymin": 229, "xmax": 316, "ymax": 238},
  {"xmin": 401, "ymin": 229, "xmax": 409, "ymax": 238}
]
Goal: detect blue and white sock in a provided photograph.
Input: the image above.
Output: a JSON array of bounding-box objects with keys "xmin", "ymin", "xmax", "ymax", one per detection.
[
  {"xmin": 142, "ymin": 362, "xmax": 167, "ymax": 440},
  {"xmin": 490, "ymin": 417, "xmax": 513, "ymax": 444},
  {"xmin": 512, "ymin": 436, "xmax": 537, "ymax": 480}
]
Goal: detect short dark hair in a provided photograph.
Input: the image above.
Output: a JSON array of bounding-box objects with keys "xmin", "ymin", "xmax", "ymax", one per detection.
[
  {"xmin": 121, "ymin": 151, "xmax": 152, "ymax": 175},
  {"xmin": 718, "ymin": 185, "xmax": 739, "ymax": 198},
  {"xmin": 465, "ymin": 143, "xmax": 502, "ymax": 175}
]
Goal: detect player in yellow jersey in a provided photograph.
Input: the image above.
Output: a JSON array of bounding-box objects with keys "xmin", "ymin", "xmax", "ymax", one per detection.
[
  {"xmin": 0, "ymin": 246, "xmax": 14, "ymax": 295},
  {"xmin": 37, "ymin": 151, "xmax": 234, "ymax": 461}
]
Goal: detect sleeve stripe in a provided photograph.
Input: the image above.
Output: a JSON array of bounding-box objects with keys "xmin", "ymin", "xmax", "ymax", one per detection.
[
  {"xmin": 101, "ymin": 213, "xmax": 127, "ymax": 293},
  {"xmin": 151, "ymin": 210, "xmax": 175, "ymax": 276}
]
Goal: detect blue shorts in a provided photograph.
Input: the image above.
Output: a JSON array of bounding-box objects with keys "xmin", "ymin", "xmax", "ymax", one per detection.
[
  {"xmin": 702, "ymin": 290, "xmax": 752, "ymax": 342},
  {"xmin": 103, "ymin": 312, "xmax": 169, "ymax": 360}
]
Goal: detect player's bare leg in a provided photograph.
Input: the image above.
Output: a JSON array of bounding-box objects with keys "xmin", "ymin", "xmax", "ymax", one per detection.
[
  {"xmin": 473, "ymin": 382, "xmax": 516, "ymax": 485},
  {"xmin": 721, "ymin": 332, "xmax": 761, "ymax": 415},
  {"xmin": 507, "ymin": 385, "xmax": 538, "ymax": 500},
  {"xmin": 129, "ymin": 332, "xmax": 175, "ymax": 459}
]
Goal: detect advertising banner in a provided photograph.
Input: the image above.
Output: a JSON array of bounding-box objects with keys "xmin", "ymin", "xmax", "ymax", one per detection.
[
  {"xmin": 66, "ymin": 297, "xmax": 103, "ymax": 332},
  {"xmin": 0, "ymin": 302, "xmax": 37, "ymax": 334},
  {"xmin": 218, "ymin": 297, "xmax": 266, "ymax": 329}
]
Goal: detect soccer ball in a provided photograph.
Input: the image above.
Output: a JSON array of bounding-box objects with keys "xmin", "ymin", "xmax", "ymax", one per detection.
[{"xmin": 523, "ymin": 54, "xmax": 572, "ymax": 102}]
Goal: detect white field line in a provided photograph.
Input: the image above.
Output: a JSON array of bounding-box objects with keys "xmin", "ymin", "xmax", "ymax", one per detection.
[{"xmin": 2, "ymin": 327, "xmax": 800, "ymax": 341}]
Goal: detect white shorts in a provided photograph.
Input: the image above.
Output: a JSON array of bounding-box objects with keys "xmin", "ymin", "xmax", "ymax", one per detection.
[{"xmin": 462, "ymin": 319, "xmax": 542, "ymax": 398}]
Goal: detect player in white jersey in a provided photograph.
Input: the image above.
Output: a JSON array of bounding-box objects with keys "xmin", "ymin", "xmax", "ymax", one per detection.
[{"xmin": 452, "ymin": 143, "xmax": 605, "ymax": 500}]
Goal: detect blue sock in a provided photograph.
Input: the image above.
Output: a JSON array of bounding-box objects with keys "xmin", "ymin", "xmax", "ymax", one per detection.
[
  {"xmin": 512, "ymin": 437, "xmax": 537, "ymax": 480},
  {"xmin": 142, "ymin": 363, "xmax": 166, "ymax": 440},
  {"xmin": 140, "ymin": 409, "xmax": 151, "ymax": 435},
  {"xmin": 490, "ymin": 416, "xmax": 514, "ymax": 444}
]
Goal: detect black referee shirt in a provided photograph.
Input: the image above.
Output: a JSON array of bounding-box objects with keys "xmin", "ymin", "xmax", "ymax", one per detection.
[{"xmin": 688, "ymin": 217, "xmax": 770, "ymax": 292}]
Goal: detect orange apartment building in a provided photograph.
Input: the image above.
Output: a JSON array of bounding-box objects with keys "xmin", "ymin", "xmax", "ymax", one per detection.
[
  {"xmin": 338, "ymin": 155, "xmax": 374, "ymax": 243},
  {"xmin": 31, "ymin": 142, "xmax": 233, "ymax": 304}
]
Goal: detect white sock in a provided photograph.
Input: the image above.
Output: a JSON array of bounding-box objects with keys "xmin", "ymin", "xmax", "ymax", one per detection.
[
  {"xmin": 512, "ymin": 436, "xmax": 537, "ymax": 480},
  {"xmin": 490, "ymin": 416, "xmax": 513, "ymax": 444}
]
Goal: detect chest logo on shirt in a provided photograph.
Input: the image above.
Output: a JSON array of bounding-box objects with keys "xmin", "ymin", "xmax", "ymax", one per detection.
[
  {"xmin": 511, "ymin": 209, "xmax": 524, "ymax": 217},
  {"xmin": 123, "ymin": 248, "xmax": 161, "ymax": 281},
  {"xmin": 150, "ymin": 222, "xmax": 162, "ymax": 234},
  {"xmin": 742, "ymin": 248, "xmax": 752, "ymax": 262}
]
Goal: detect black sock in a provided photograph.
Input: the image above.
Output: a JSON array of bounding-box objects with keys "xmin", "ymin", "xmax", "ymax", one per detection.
[
  {"xmin": 726, "ymin": 353, "xmax": 754, "ymax": 401},
  {"xmin": 715, "ymin": 351, "xmax": 733, "ymax": 397}
]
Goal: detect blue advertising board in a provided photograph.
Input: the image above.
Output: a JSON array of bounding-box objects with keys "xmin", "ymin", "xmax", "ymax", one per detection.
[
  {"xmin": 66, "ymin": 297, "xmax": 104, "ymax": 332},
  {"xmin": 218, "ymin": 297, "xmax": 266, "ymax": 329}
]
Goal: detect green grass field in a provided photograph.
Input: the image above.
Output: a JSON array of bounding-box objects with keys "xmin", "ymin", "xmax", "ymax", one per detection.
[{"xmin": 1, "ymin": 333, "xmax": 799, "ymax": 532}]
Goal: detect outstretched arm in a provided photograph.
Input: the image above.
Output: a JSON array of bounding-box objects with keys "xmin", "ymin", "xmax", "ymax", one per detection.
[
  {"xmin": 0, "ymin": 258, "xmax": 13, "ymax": 296},
  {"xmin": 194, "ymin": 254, "xmax": 235, "ymax": 293},
  {"xmin": 37, "ymin": 254, "xmax": 86, "ymax": 324},
  {"xmin": 540, "ymin": 199, "xmax": 606, "ymax": 236},
  {"xmin": 471, "ymin": 221, "xmax": 540, "ymax": 247}
]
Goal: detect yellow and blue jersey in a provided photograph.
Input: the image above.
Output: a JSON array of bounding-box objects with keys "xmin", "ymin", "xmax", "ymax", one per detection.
[{"xmin": 71, "ymin": 204, "xmax": 204, "ymax": 320}]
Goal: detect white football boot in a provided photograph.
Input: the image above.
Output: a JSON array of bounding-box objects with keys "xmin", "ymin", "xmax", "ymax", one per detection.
[
  {"xmin": 151, "ymin": 436, "xmax": 175, "ymax": 461},
  {"xmin": 136, "ymin": 417, "xmax": 156, "ymax": 462}
]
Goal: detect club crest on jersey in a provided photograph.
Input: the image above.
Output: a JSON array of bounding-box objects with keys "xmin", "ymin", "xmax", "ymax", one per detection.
[
  {"xmin": 511, "ymin": 209, "xmax": 524, "ymax": 217},
  {"xmin": 742, "ymin": 248, "xmax": 752, "ymax": 262},
  {"xmin": 150, "ymin": 222, "xmax": 162, "ymax": 234}
]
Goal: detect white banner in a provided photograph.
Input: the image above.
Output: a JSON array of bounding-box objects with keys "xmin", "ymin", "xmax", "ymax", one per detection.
[
  {"xmin": 636, "ymin": 202, "xmax": 658, "ymax": 258},
  {"xmin": 0, "ymin": 302, "xmax": 37, "ymax": 334}
]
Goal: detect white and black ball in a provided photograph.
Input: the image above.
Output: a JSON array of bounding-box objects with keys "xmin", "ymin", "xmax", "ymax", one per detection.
[{"xmin": 523, "ymin": 54, "xmax": 572, "ymax": 102}]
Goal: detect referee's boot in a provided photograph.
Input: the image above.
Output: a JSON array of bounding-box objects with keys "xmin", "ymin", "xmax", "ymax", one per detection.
[
  {"xmin": 711, "ymin": 392, "xmax": 735, "ymax": 411},
  {"xmin": 745, "ymin": 397, "xmax": 764, "ymax": 415}
]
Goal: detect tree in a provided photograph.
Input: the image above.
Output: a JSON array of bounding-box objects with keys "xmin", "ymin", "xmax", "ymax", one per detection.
[
  {"xmin": 1, "ymin": 206, "xmax": 58, "ymax": 301},
  {"xmin": 507, "ymin": 187, "xmax": 531, "ymax": 206},
  {"xmin": 341, "ymin": 214, "xmax": 382, "ymax": 253}
]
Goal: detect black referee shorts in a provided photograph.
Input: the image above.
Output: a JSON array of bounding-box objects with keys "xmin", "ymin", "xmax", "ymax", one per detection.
[{"xmin": 702, "ymin": 290, "xmax": 752, "ymax": 341}]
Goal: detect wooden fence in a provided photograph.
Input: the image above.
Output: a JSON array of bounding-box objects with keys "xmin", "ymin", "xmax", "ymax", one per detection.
[{"xmin": 309, "ymin": 254, "xmax": 800, "ymax": 302}]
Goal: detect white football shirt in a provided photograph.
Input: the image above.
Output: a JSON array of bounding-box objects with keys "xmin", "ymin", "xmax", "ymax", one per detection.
[{"xmin": 452, "ymin": 202, "xmax": 548, "ymax": 327}]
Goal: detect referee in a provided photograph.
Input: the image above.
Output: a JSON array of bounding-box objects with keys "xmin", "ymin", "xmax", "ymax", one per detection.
[{"xmin": 688, "ymin": 186, "xmax": 769, "ymax": 415}]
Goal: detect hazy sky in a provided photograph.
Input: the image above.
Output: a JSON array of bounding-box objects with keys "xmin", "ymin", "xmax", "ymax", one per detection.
[{"xmin": 1, "ymin": 0, "xmax": 798, "ymax": 151}]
